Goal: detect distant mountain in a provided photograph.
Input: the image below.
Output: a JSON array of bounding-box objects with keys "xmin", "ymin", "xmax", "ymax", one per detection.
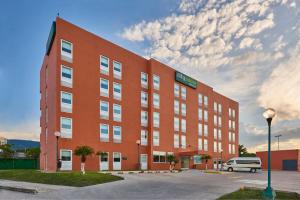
[{"xmin": 7, "ymin": 139, "xmax": 40, "ymax": 150}]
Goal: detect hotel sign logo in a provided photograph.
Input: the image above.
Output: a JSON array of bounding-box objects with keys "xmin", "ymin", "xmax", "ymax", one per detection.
[{"xmin": 175, "ymin": 71, "xmax": 197, "ymax": 89}]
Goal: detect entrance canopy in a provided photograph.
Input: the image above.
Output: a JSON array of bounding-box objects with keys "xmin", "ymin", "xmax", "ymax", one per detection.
[{"xmin": 177, "ymin": 150, "xmax": 200, "ymax": 156}]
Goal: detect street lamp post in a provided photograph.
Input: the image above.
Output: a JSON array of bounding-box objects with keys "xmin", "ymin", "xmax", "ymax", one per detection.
[
  {"xmin": 262, "ymin": 108, "xmax": 276, "ymax": 200},
  {"xmin": 220, "ymin": 149, "xmax": 223, "ymax": 171},
  {"xmin": 54, "ymin": 131, "xmax": 61, "ymax": 172},
  {"xmin": 274, "ymin": 134, "xmax": 282, "ymax": 151},
  {"xmin": 136, "ymin": 140, "xmax": 141, "ymax": 170}
]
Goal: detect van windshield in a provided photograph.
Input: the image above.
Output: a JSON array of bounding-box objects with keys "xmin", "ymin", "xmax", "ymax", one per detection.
[{"xmin": 227, "ymin": 160, "xmax": 234, "ymax": 165}]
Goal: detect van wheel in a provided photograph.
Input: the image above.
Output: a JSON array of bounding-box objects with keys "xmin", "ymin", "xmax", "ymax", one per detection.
[
  {"xmin": 228, "ymin": 167, "xmax": 233, "ymax": 172},
  {"xmin": 250, "ymin": 168, "xmax": 256, "ymax": 173}
]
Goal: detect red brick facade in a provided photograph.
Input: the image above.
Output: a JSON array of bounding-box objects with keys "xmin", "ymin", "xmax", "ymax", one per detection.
[{"xmin": 40, "ymin": 17, "xmax": 239, "ymax": 172}]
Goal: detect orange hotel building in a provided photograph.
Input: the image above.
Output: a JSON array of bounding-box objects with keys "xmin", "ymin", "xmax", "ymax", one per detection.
[{"xmin": 40, "ymin": 17, "xmax": 239, "ymax": 172}]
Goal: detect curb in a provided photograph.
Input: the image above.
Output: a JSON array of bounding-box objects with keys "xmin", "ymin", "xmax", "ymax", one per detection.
[
  {"xmin": 0, "ymin": 185, "xmax": 38, "ymax": 194},
  {"xmin": 102, "ymin": 170, "xmax": 180, "ymax": 175}
]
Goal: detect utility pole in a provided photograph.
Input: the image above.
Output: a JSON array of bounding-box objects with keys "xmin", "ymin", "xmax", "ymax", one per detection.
[{"xmin": 274, "ymin": 134, "xmax": 282, "ymax": 151}]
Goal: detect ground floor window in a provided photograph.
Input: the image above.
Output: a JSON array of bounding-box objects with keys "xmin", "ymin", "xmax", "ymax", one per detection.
[
  {"xmin": 194, "ymin": 155, "xmax": 202, "ymax": 164},
  {"xmin": 153, "ymin": 151, "xmax": 166, "ymax": 163}
]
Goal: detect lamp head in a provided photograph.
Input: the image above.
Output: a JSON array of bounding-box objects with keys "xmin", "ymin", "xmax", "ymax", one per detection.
[
  {"xmin": 263, "ymin": 108, "xmax": 276, "ymax": 119},
  {"xmin": 136, "ymin": 140, "xmax": 141, "ymax": 145},
  {"xmin": 54, "ymin": 131, "xmax": 61, "ymax": 137}
]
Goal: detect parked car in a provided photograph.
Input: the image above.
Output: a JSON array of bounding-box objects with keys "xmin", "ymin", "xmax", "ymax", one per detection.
[{"xmin": 223, "ymin": 157, "xmax": 261, "ymax": 173}]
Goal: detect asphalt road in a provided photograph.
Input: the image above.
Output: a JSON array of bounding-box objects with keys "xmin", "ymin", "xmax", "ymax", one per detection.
[{"xmin": 0, "ymin": 170, "xmax": 299, "ymax": 200}]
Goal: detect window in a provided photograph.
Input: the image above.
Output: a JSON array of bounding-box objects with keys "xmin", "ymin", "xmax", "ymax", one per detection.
[
  {"xmin": 198, "ymin": 138, "xmax": 202, "ymax": 150},
  {"xmin": 45, "ymin": 128, "xmax": 48, "ymax": 144},
  {"xmin": 113, "ymin": 104, "xmax": 121, "ymax": 122},
  {"xmin": 100, "ymin": 101, "xmax": 109, "ymax": 119},
  {"xmin": 61, "ymin": 92, "xmax": 72, "ymax": 113},
  {"xmin": 194, "ymin": 155, "xmax": 202, "ymax": 164},
  {"xmin": 113, "ymin": 61, "xmax": 122, "ymax": 79},
  {"xmin": 232, "ymin": 144, "xmax": 236, "ymax": 154},
  {"xmin": 153, "ymin": 112, "xmax": 160, "ymax": 128},
  {"xmin": 141, "ymin": 92, "xmax": 148, "ymax": 107},
  {"xmin": 100, "ymin": 124, "xmax": 109, "ymax": 142},
  {"xmin": 61, "ymin": 65, "xmax": 72, "ymax": 87},
  {"xmin": 218, "ymin": 104, "xmax": 222, "ymax": 113},
  {"xmin": 153, "ymin": 151, "xmax": 166, "ymax": 163},
  {"xmin": 153, "ymin": 93, "xmax": 160, "ymax": 109},
  {"xmin": 232, "ymin": 121, "xmax": 235, "ymax": 130},
  {"xmin": 229, "ymin": 108, "xmax": 232, "ymax": 117},
  {"xmin": 141, "ymin": 72, "xmax": 148, "ymax": 88},
  {"xmin": 198, "ymin": 94, "xmax": 203, "ymax": 105},
  {"xmin": 181, "ymin": 135, "xmax": 186, "ymax": 149},
  {"xmin": 113, "ymin": 126, "xmax": 121, "ymax": 143},
  {"xmin": 214, "ymin": 115, "xmax": 217, "ymax": 125},
  {"xmin": 113, "ymin": 82, "xmax": 122, "ymax": 100},
  {"xmin": 204, "ymin": 139, "xmax": 208, "ymax": 151},
  {"xmin": 141, "ymin": 111, "xmax": 148, "ymax": 127},
  {"xmin": 214, "ymin": 102, "xmax": 218, "ymax": 112},
  {"xmin": 214, "ymin": 141, "xmax": 217, "ymax": 152},
  {"xmin": 141, "ymin": 130, "xmax": 148, "ymax": 146},
  {"xmin": 204, "ymin": 110, "xmax": 208, "ymax": 122},
  {"xmin": 218, "ymin": 129, "xmax": 222, "ymax": 140},
  {"xmin": 232, "ymin": 133, "xmax": 235, "ymax": 142},
  {"xmin": 174, "ymin": 100, "xmax": 179, "ymax": 114},
  {"xmin": 229, "ymin": 120, "xmax": 232, "ymax": 129},
  {"xmin": 181, "ymin": 119, "xmax": 186, "ymax": 133},
  {"xmin": 174, "ymin": 83, "xmax": 179, "ymax": 97},
  {"xmin": 60, "ymin": 117, "xmax": 72, "ymax": 138},
  {"xmin": 229, "ymin": 131, "xmax": 232, "ymax": 142},
  {"xmin": 218, "ymin": 142, "xmax": 222, "ymax": 152},
  {"xmin": 214, "ymin": 128, "xmax": 217, "ymax": 139},
  {"xmin": 198, "ymin": 123, "xmax": 202, "ymax": 136},
  {"xmin": 100, "ymin": 56, "xmax": 109, "ymax": 75},
  {"xmin": 204, "ymin": 96, "xmax": 208, "ymax": 106},
  {"xmin": 233, "ymin": 109, "xmax": 236, "ymax": 118},
  {"xmin": 174, "ymin": 117, "xmax": 179, "ymax": 131},
  {"xmin": 181, "ymin": 103, "xmax": 186, "ymax": 116},
  {"xmin": 204, "ymin": 125, "xmax": 208, "ymax": 136},
  {"xmin": 100, "ymin": 78, "xmax": 109, "ymax": 97},
  {"xmin": 229, "ymin": 144, "xmax": 232, "ymax": 154},
  {"xmin": 61, "ymin": 150, "xmax": 72, "ymax": 161},
  {"xmin": 153, "ymin": 75, "xmax": 160, "ymax": 90},
  {"xmin": 61, "ymin": 40, "xmax": 72, "ymax": 62},
  {"xmin": 153, "ymin": 131, "xmax": 159, "ymax": 146},
  {"xmin": 198, "ymin": 108, "xmax": 203, "ymax": 121},
  {"xmin": 218, "ymin": 116, "xmax": 222, "ymax": 127},
  {"xmin": 181, "ymin": 86, "xmax": 186, "ymax": 100},
  {"xmin": 174, "ymin": 134, "xmax": 179, "ymax": 148}
]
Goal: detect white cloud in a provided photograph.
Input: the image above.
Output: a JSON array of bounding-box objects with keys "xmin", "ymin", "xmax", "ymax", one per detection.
[{"xmin": 248, "ymin": 138, "xmax": 300, "ymax": 153}]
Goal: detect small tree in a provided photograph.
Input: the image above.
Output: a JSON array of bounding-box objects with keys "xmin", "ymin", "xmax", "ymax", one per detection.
[
  {"xmin": 25, "ymin": 147, "xmax": 40, "ymax": 159},
  {"xmin": 167, "ymin": 154, "xmax": 178, "ymax": 171},
  {"xmin": 74, "ymin": 146, "xmax": 94, "ymax": 175},
  {"xmin": 201, "ymin": 154, "xmax": 212, "ymax": 170},
  {"xmin": 0, "ymin": 144, "xmax": 14, "ymax": 158}
]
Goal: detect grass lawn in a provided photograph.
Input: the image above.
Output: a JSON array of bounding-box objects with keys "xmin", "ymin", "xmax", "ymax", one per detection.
[
  {"xmin": 0, "ymin": 170, "xmax": 123, "ymax": 187},
  {"xmin": 218, "ymin": 188, "xmax": 300, "ymax": 200}
]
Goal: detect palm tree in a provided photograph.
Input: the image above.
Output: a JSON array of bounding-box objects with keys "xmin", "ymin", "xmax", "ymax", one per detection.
[
  {"xmin": 238, "ymin": 144, "xmax": 248, "ymax": 156},
  {"xmin": 74, "ymin": 146, "xmax": 94, "ymax": 175},
  {"xmin": 201, "ymin": 154, "xmax": 212, "ymax": 170},
  {"xmin": 166, "ymin": 154, "xmax": 178, "ymax": 171}
]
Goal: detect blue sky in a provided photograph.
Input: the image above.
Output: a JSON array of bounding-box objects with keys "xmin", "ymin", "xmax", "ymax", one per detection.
[{"xmin": 1, "ymin": 0, "xmax": 300, "ymax": 152}]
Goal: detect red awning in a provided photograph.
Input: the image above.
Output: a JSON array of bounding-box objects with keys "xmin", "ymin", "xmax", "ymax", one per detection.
[{"xmin": 177, "ymin": 150, "xmax": 199, "ymax": 156}]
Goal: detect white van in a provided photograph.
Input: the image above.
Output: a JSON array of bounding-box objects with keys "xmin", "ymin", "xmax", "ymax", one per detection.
[{"xmin": 223, "ymin": 157, "xmax": 261, "ymax": 173}]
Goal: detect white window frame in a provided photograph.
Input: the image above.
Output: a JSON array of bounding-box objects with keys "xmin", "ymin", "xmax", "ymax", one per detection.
[
  {"xmin": 181, "ymin": 86, "xmax": 186, "ymax": 100},
  {"xmin": 141, "ymin": 72, "xmax": 148, "ymax": 88},
  {"xmin": 232, "ymin": 132, "xmax": 235, "ymax": 142},
  {"xmin": 198, "ymin": 138, "xmax": 203, "ymax": 150},
  {"xmin": 60, "ymin": 117, "xmax": 72, "ymax": 138},
  {"xmin": 100, "ymin": 78, "xmax": 109, "ymax": 97},
  {"xmin": 181, "ymin": 119, "xmax": 186, "ymax": 133},
  {"xmin": 153, "ymin": 131, "xmax": 160, "ymax": 146},
  {"xmin": 153, "ymin": 74, "xmax": 160, "ymax": 90},
  {"xmin": 181, "ymin": 135, "xmax": 186, "ymax": 149},
  {"xmin": 218, "ymin": 129, "xmax": 222, "ymax": 140},
  {"xmin": 204, "ymin": 124, "xmax": 208, "ymax": 137},
  {"xmin": 141, "ymin": 91, "xmax": 148, "ymax": 108},
  {"xmin": 153, "ymin": 112, "xmax": 160, "ymax": 128},
  {"xmin": 113, "ymin": 60, "xmax": 122, "ymax": 79},
  {"xmin": 198, "ymin": 108, "xmax": 203, "ymax": 121},
  {"xmin": 218, "ymin": 142, "xmax": 222, "ymax": 152},
  {"xmin": 214, "ymin": 141, "xmax": 217, "ymax": 152},
  {"xmin": 141, "ymin": 130, "xmax": 148, "ymax": 146},
  {"xmin": 198, "ymin": 94, "xmax": 203, "ymax": 105},
  {"xmin": 100, "ymin": 55, "xmax": 109, "ymax": 75},
  {"xmin": 61, "ymin": 39, "xmax": 73, "ymax": 62},
  {"xmin": 174, "ymin": 83, "xmax": 180, "ymax": 97},
  {"xmin": 113, "ymin": 104, "xmax": 122, "ymax": 122},
  {"xmin": 204, "ymin": 110, "xmax": 208, "ymax": 122},
  {"xmin": 61, "ymin": 65, "xmax": 73, "ymax": 87},
  {"xmin": 214, "ymin": 128, "xmax": 217, "ymax": 139},
  {"xmin": 113, "ymin": 126, "xmax": 121, "ymax": 143},
  {"xmin": 204, "ymin": 96, "xmax": 208, "ymax": 106},
  {"xmin": 218, "ymin": 116, "xmax": 222, "ymax": 127},
  {"xmin": 204, "ymin": 139, "xmax": 208, "ymax": 151},
  {"xmin": 100, "ymin": 101, "xmax": 109, "ymax": 119},
  {"xmin": 174, "ymin": 117, "xmax": 179, "ymax": 131},
  {"xmin": 100, "ymin": 123, "xmax": 109, "ymax": 142},
  {"xmin": 174, "ymin": 134, "xmax": 179, "ymax": 148},
  {"xmin": 141, "ymin": 111, "xmax": 148, "ymax": 127},
  {"xmin": 174, "ymin": 100, "xmax": 180, "ymax": 114},
  {"xmin": 153, "ymin": 93, "xmax": 160, "ymax": 109},
  {"xmin": 181, "ymin": 103, "xmax": 186, "ymax": 116},
  {"xmin": 61, "ymin": 91, "xmax": 72, "ymax": 113},
  {"xmin": 113, "ymin": 82, "xmax": 122, "ymax": 100}
]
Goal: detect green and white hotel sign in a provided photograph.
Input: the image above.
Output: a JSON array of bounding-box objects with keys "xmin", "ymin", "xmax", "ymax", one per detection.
[{"xmin": 175, "ymin": 71, "xmax": 197, "ymax": 89}]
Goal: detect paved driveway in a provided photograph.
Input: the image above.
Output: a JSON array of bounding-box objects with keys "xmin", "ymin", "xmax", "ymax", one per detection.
[{"xmin": 1, "ymin": 170, "xmax": 299, "ymax": 200}]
